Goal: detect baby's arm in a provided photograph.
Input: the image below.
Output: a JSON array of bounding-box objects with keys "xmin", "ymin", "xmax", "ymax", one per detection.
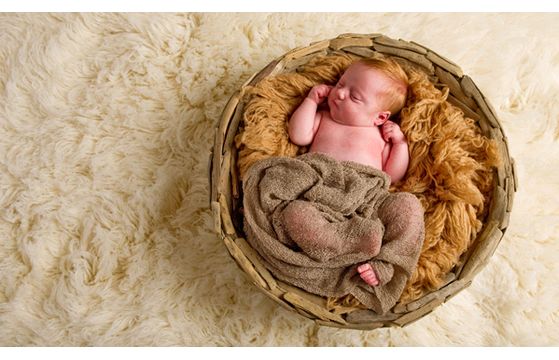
[
  {"xmin": 288, "ymin": 84, "xmax": 332, "ymax": 146},
  {"xmin": 382, "ymin": 120, "xmax": 409, "ymax": 183}
]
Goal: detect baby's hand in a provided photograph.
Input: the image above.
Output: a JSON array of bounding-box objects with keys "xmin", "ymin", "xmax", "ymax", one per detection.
[
  {"xmin": 357, "ymin": 263, "xmax": 379, "ymax": 286},
  {"xmin": 382, "ymin": 120, "xmax": 406, "ymax": 144},
  {"xmin": 307, "ymin": 84, "xmax": 333, "ymax": 104}
]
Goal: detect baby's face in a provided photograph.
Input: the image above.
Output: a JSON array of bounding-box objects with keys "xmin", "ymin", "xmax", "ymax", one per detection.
[{"xmin": 327, "ymin": 62, "xmax": 392, "ymax": 126}]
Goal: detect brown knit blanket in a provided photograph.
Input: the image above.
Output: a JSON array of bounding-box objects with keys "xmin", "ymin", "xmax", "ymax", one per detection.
[{"xmin": 243, "ymin": 152, "xmax": 425, "ymax": 314}]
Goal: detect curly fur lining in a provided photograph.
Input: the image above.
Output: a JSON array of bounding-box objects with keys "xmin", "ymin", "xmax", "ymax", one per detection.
[{"xmin": 234, "ymin": 53, "xmax": 499, "ymax": 305}]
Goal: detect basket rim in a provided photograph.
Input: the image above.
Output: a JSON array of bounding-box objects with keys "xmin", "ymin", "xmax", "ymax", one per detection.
[{"xmin": 209, "ymin": 33, "xmax": 517, "ymax": 330}]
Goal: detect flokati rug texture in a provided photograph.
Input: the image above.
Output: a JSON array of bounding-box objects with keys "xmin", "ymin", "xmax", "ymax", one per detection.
[{"xmin": 0, "ymin": 13, "xmax": 558, "ymax": 346}]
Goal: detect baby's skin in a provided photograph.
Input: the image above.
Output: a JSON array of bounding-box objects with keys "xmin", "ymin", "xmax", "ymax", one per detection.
[{"xmin": 287, "ymin": 62, "xmax": 410, "ymax": 286}]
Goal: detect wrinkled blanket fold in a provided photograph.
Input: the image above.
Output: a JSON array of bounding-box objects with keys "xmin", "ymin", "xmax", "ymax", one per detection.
[{"xmin": 243, "ymin": 153, "xmax": 425, "ymax": 314}]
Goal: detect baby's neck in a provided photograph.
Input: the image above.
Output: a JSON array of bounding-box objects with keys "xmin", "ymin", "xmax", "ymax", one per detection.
[{"xmin": 328, "ymin": 114, "xmax": 379, "ymax": 129}]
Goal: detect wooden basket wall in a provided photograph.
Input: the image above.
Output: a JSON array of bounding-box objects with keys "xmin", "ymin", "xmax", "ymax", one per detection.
[{"xmin": 208, "ymin": 34, "xmax": 517, "ymax": 330}]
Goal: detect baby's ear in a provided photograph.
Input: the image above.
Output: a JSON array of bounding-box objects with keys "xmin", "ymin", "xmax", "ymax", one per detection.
[{"xmin": 374, "ymin": 111, "xmax": 391, "ymax": 126}]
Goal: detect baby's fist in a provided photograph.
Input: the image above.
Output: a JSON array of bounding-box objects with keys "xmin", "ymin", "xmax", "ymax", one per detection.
[
  {"xmin": 382, "ymin": 120, "xmax": 406, "ymax": 144},
  {"xmin": 307, "ymin": 84, "xmax": 333, "ymax": 104},
  {"xmin": 357, "ymin": 263, "xmax": 379, "ymax": 286}
]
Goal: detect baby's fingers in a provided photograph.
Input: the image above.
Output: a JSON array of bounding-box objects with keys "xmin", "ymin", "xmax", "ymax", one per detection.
[
  {"xmin": 357, "ymin": 263, "xmax": 372, "ymax": 273},
  {"xmin": 318, "ymin": 84, "xmax": 332, "ymax": 96},
  {"xmin": 360, "ymin": 270, "xmax": 379, "ymax": 286},
  {"xmin": 382, "ymin": 128, "xmax": 393, "ymax": 140}
]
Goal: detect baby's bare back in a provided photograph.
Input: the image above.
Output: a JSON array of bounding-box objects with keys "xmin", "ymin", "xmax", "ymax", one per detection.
[{"xmin": 310, "ymin": 112, "xmax": 387, "ymax": 170}]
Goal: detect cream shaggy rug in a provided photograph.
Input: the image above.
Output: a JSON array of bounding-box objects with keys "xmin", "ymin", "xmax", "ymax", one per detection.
[{"xmin": 1, "ymin": 13, "xmax": 558, "ymax": 346}]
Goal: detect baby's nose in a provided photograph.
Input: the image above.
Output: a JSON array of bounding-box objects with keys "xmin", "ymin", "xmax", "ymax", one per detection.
[{"xmin": 337, "ymin": 90, "xmax": 346, "ymax": 100}]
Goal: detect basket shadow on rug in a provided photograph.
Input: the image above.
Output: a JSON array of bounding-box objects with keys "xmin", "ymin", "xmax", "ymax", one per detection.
[{"xmin": 209, "ymin": 34, "xmax": 517, "ymax": 330}]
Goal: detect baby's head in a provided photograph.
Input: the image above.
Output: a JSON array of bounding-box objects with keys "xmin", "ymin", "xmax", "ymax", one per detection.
[
  {"xmin": 356, "ymin": 56, "xmax": 409, "ymax": 116},
  {"xmin": 327, "ymin": 56, "xmax": 409, "ymax": 127}
]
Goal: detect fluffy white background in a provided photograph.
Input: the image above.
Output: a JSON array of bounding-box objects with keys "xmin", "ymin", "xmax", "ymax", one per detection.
[{"xmin": 0, "ymin": 13, "xmax": 558, "ymax": 346}]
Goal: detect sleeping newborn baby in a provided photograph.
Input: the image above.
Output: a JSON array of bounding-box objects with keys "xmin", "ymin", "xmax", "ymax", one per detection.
[
  {"xmin": 242, "ymin": 55, "xmax": 425, "ymax": 313},
  {"xmin": 284, "ymin": 57, "xmax": 422, "ymax": 287}
]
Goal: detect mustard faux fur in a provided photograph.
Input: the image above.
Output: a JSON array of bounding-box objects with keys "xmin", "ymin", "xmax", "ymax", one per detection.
[{"xmin": 236, "ymin": 53, "xmax": 499, "ymax": 305}]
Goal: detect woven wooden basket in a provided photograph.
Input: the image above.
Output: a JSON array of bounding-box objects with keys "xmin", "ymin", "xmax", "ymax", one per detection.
[{"xmin": 209, "ymin": 34, "xmax": 517, "ymax": 330}]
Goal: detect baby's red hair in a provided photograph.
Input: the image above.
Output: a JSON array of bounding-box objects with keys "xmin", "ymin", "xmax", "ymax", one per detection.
[{"xmin": 357, "ymin": 56, "xmax": 409, "ymax": 116}]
